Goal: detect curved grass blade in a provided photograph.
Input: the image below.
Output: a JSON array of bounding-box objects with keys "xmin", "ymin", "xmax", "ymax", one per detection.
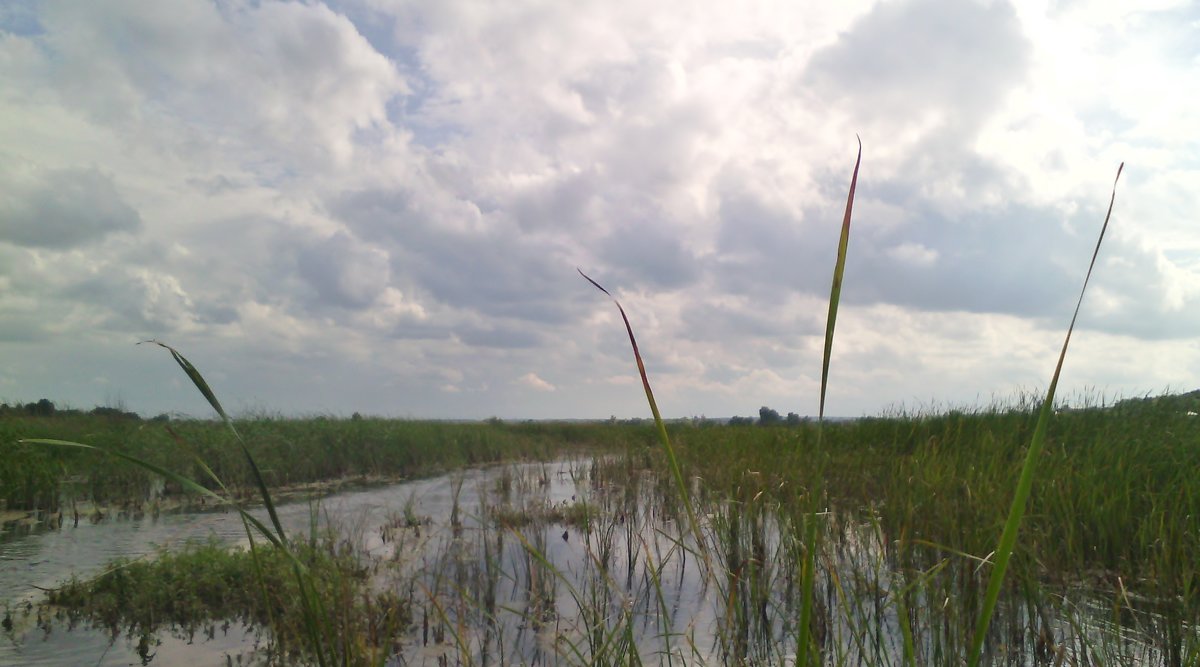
[
  {"xmin": 19, "ymin": 438, "xmax": 284, "ymax": 549},
  {"xmin": 140, "ymin": 340, "xmax": 235, "ymax": 433},
  {"xmin": 140, "ymin": 340, "xmax": 287, "ymax": 544},
  {"xmin": 142, "ymin": 342, "xmax": 331, "ymax": 664},
  {"xmin": 578, "ymin": 269, "xmax": 706, "ymax": 554},
  {"xmin": 31, "ymin": 342, "xmax": 333, "ymax": 666},
  {"xmin": 819, "ymin": 135, "xmax": 862, "ymax": 425},
  {"xmin": 967, "ymin": 163, "xmax": 1124, "ymax": 667}
]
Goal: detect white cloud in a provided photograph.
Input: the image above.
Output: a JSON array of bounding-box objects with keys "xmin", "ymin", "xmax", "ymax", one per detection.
[
  {"xmin": 0, "ymin": 0, "xmax": 1196, "ymax": 418},
  {"xmin": 888, "ymin": 242, "xmax": 939, "ymax": 267},
  {"xmin": 0, "ymin": 165, "xmax": 141, "ymax": 248},
  {"xmin": 516, "ymin": 372, "xmax": 556, "ymax": 392}
]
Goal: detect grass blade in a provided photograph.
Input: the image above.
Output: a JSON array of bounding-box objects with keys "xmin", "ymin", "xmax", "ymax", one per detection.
[
  {"xmin": 18, "ymin": 438, "xmax": 284, "ymax": 549},
  {"xmin": 140, "ymin": 340, "xmax": 235, "ymax": 432},
  {"xmin": 799, "ymin": 138, "xmax": 862, "ymax": 667},
  {"xmin": 967, "ymin": 163, "xmax": 1124, "ymax": 666},
  {"xmin": 140, "ymin": 340, "xmax": 288, "ymax": 544},
  {"xmin": 578, "ymin": 270, "xmax": 706, "ymax": 554},
  {"xmin": 819, "ymin": 135, "xmax": 862, "ymax": 424},
  {"xmin": 29, "ymin": 342, "xmax": 384, "ymax": 666}
]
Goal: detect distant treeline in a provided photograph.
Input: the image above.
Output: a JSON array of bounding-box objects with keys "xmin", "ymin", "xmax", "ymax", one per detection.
[
  {"xmin": 609, "ymin": 406, "xmax": 811, "ymax": 427},
  {"xmin": 0, "ymin": 399, "xmax": 162, "ymax": 422},
  {"xmin": 734, "ymin": 406, "xmax": 809, "ymax": 426}
]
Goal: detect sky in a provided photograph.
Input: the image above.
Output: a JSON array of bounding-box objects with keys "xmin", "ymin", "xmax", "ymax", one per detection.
[{"xmin": 1, "ymin": 0, "xmax": 1198, "ymax": 420}]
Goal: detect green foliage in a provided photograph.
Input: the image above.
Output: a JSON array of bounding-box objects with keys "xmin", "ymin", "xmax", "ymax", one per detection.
[{"xmin": 0, "ymin": 413, "xmax": 601, "ymax": 512}]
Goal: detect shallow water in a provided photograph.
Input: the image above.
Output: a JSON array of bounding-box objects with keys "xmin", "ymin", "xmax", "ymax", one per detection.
[
  {"xmin": 0, "ymin": 461, "xmax": 585, "ymax": 666},
  {"xmin": 1, "ymin": 458, "xmax": 1190, "ymax": 666}
]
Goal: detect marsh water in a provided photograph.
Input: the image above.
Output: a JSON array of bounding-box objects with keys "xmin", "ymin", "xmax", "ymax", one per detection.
[
  {"xmin": 0, "ymin": 459, "xmax": 1188, "ymax": 666},
  {"xmin": 1, "ymin": 460, "xmax": 600, "ymax": 665}
]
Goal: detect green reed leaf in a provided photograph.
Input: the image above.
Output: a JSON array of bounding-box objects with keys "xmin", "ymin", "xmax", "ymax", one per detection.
[
  {"xmin": 820, "ymin": 135, "xmax": 862, "ymax": 424},
  {"xmin": 967, "ymin": 163, "xmax": 1124, "ymax": 667},
  {"xmin": 578, "ymin": 269, "xmax": 706, "ymax": 555}
]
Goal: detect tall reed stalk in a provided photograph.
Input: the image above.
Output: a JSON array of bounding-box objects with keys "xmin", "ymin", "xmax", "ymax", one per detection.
[
  {"xmin": 967, "ymin": 163, "xmax": 1124, "ymax": 666},
  {"xmin": 578, "ymin": 270, "xmax": 707, "ymax": 558}
]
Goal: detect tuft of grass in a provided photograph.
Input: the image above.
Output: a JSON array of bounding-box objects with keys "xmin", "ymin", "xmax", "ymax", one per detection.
[{"xmin": 49, "ymin": 538, "xmax": 407, "ymax": 664}]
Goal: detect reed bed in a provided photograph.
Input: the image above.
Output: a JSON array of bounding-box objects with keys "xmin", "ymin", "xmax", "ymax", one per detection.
[{"xmin": 0, "ymin": 414, "xmax": 634, "ymax": 515}]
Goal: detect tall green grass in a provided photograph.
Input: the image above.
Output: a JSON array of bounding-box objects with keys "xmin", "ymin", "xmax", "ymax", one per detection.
[{"xmin": 0, "ymin": 409, "xmax": 616, "ymax": 515}]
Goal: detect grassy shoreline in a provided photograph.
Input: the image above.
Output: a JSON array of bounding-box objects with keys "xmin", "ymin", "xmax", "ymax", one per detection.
[
  {"xmin": 7, "ymin": 397, "xmax": 1197, "ymax": 601},
  {"xmin": 0, "ymin": 415, "xmax": 641, "ymax": 518}
]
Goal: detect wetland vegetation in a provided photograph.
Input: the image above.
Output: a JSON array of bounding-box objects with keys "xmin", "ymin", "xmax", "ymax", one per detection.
[{"xmin": 4, "ymin": 400, "xmax": 1198, "ymax": 665}]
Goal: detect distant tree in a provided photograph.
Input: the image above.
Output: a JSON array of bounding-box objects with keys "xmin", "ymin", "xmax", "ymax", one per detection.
[
  {"xmin": 758, "ymin": 406, "xmax": 782, "ymax": 426},
  {"xmin": 786, "ymin": 412, "xmax": 802, "ymax": 426},
  {"xmin": 728, "ymin": 416, "xmax": 755, "ymax": 426},
  {"xmin": 27, "ymin": 398, "xmax": 56, "ymax": 417}
]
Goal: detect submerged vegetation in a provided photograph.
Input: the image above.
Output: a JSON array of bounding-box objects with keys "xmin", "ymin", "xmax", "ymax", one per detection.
[{"xmin": 6, "ymin": 152, "xmax": 1192, "ymax": 665}]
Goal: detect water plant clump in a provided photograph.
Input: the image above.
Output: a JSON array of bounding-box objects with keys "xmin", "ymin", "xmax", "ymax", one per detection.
[{"xmin": 47, "ymin": 536, "xmax": 407, "ymax": 666}]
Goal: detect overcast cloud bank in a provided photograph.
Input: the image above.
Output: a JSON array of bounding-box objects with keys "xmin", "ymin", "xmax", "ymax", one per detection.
[{"xmin": 1, "ymin": 0, "xmax": 1197, "ymax": 418}]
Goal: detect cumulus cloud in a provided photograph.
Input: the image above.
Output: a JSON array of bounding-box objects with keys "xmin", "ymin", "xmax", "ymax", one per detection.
[
  {"xmin": 297, "ymin": 231, "xmax": 391, "ymax": 310},
  {"xmin": 516, "ymin": 372, "xmax": 556, "ymax": 392},
  {"xmin": 34, "ymin": 0, "xmax": 406, "ymax": 166},
  {"xmin": 0, "ymin": 0, "xmax": 1195, "ymax": 419},
  {"xmin": 888, "ymin": 242, "xmax": 938, "ymax": 267},
  {"xmin": 805, "ymin": 0, "xmax": 1031, "ymax": 147},
  {"xmin": 0, "ymin": 166, "xmax": 141, "ymax": 248},
  {"xmin": 63, "ymin": 268, "xmax": 197, "ymax": 333}
]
